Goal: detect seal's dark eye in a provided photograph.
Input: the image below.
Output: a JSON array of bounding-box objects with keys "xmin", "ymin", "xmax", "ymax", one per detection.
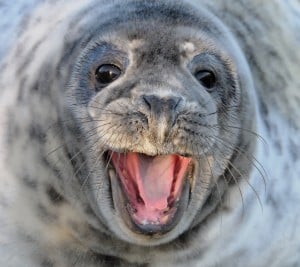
[
  {"xmin": 195, "ymin": 70, "xmax": 216, "ymax": 89},
  {"xmin": 95, "ymin": 64, "xmax": 121, "ymax": 84}
]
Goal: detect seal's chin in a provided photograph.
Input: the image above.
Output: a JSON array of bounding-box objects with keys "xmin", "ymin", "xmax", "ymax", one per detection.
[{"xmin": 107, "ymin": 151, "xmax": 193, "ymax": 235}]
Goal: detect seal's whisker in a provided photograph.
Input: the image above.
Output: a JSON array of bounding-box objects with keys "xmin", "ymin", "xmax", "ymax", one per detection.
[
  {"xmin": 210, "ymin": 135, "xmax": 263, "ymax": 209},
  {"xmin": 210, "ymin": 134, "xmax": 267, "ymax": 192},
  {"xmin": 203, "ymin": 136, "xmax": 245, "ymax": 211},
  {"xmin": 226, "ymin": 159, "xmax": 263, "ymax": 212},
  {"xmin": 210, "ymin": 124, "xmax": 267, "ymax": 146},
  {"xmin": 195, "ymin": 139, "xmax": 225, "ymax": 209},
  {"xmin": 70, "ymin": 103, "xmax": 124, "ymax": 116}
]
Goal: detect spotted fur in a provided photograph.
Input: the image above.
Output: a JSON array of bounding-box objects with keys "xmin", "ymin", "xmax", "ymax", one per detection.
[{"xmin": 0, "ymin": 1, "xmax": 300, "ymax": 267}]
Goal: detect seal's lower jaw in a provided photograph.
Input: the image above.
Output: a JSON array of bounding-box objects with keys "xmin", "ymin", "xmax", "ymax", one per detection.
[{"xmin": 107, "ymin": 152, "xmax": 193, "ymax": 236}]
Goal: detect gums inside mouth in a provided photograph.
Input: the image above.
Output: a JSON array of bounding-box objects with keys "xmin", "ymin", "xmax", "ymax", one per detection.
[{"xmin": 110, "ymin": 152, "xmax": 192, "ymax": 230}]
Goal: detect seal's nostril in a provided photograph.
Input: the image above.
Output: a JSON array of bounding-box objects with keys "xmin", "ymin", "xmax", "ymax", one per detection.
[
  {"xmin": 142, "ymin": 95, "xmax": 156, "ymax": 110},
  {"xmin": 171, "ymin": 97, "xmax": 182, "ymax": 111}
]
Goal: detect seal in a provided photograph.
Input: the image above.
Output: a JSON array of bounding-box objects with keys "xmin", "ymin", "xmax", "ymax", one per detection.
[
  {"xmin": 0, "ymin": 0, "xmax": 299, "ymax": 266},
  {"xmin": 66, "ymin": 0, "xmax": 257, "ymax": 244}
]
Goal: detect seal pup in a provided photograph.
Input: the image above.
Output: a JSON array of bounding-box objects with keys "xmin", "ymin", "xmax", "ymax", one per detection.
[{"xmin": 0, "ymin": 0, "xmax": 299, "ymax": 266}]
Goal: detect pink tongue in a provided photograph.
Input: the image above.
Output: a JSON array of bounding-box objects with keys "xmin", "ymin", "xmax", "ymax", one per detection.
[
  {"xmin": 127, "ymin": 153, "xmax": 176, "ymax": 210},
  {"xmin": 111, "ymin": 152, "xmax": 191, "ymax": 223}
]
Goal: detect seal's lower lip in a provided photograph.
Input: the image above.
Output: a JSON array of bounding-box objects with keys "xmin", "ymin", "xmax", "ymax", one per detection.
[{"xmin": 107, "ymin": 151, "xmax": 194, "ymax": 235}]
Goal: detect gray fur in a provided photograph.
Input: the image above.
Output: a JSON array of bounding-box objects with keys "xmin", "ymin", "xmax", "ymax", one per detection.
[{"xmin": 0, "ymin": 0, "xmax": 299, "ymax": 266}]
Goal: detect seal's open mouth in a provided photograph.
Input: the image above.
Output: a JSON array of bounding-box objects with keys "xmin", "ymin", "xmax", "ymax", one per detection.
[{"xmin": 109, "ymin": 152, "xmax": 193, "ymax": 234}]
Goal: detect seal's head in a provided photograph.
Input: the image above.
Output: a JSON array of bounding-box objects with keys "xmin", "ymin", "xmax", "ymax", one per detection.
[{"xmin": 65, "ymin": 0, "xmax": 256, "ymax": 248}]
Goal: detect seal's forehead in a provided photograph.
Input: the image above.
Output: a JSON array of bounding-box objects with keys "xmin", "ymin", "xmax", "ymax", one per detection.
[
  {"xmin": 92, "ymin": 26, "xmax": 223, "ymax": 64},
  {"xmin": 87, "ymin": 0, "xmax": 223, "ymax": 41},
  {"xmin": 79, "ymin": 0, "xmax": 242, "ymax": 66},
  {"xmin": 84, "ymin": 1, "xmax": 232, "ymax": 53}
]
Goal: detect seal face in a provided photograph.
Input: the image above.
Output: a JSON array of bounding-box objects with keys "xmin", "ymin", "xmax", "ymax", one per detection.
[{"xmin": 65, "ymin": 0, "xmax": 255, "ymax": 245}]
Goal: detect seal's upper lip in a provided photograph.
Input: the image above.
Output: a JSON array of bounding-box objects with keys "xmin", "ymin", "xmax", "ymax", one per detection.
[{"xmin": 107, "ymin": 151, "xmax": 193, "ymax": 234}]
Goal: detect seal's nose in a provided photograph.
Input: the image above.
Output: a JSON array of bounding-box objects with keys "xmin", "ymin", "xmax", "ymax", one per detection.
[
  {"xmin": 141, "ymin": 94, "xmax": 182, "ymax": 143},
  {"xmin": 142, "ymin": 94, "xmax": 181, "ymax": 117}
]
